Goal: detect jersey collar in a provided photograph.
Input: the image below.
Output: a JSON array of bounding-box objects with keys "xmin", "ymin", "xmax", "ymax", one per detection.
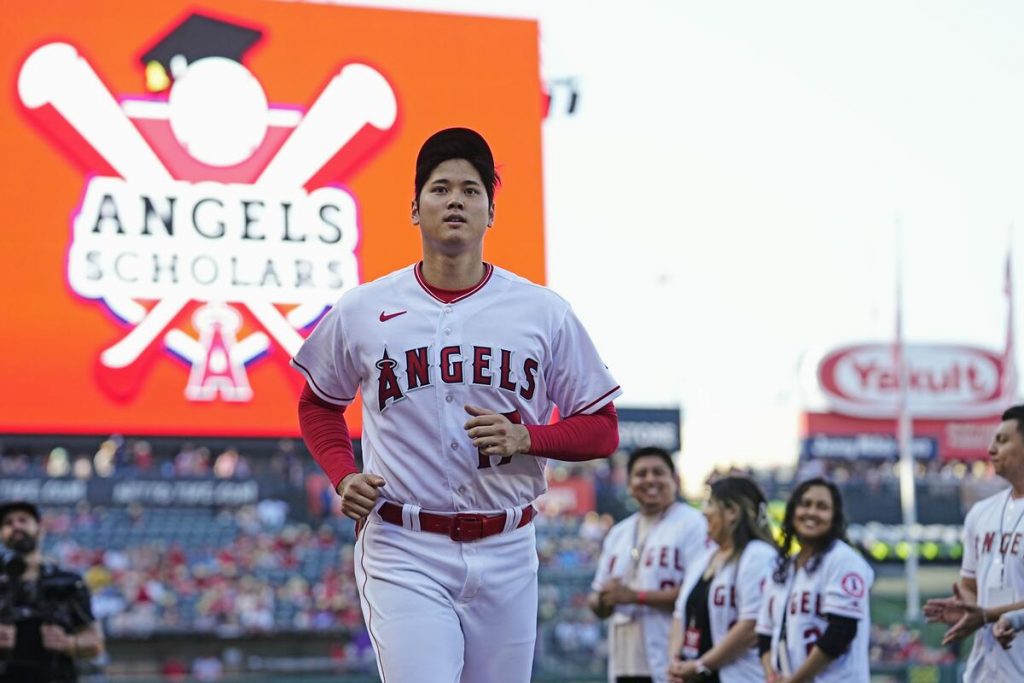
[{"xmin": 414, "ymin": 262, "xmax": 494, "ymax": 304}]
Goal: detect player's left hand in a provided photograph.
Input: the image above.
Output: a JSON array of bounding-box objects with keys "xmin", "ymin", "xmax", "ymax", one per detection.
[
  {"xmin": 994, "ymin": 615, "xmax": 1017, "ymax": 649},
  {"xmin": 464, "ymin": 405, "xmax": 530, "ymax": 456},
  {"xmin": 668, "ymin": 659, "xmax": 699, "ymax": 681},
  {"xmin": 40, "ymin": 624, "xmax": 73, "ymax": 655},
  {"xmin": 940, "ymin": 584, "xmax": 985, "ymax": 645},
  {"xmin": 598, "ymin": 578, "xmax": 637, "ymax": 606}
]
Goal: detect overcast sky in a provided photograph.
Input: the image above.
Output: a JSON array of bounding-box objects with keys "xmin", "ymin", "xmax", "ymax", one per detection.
[{"xmin": 312, "ymin": 0, "xmax": 1024, "ymax": 489}]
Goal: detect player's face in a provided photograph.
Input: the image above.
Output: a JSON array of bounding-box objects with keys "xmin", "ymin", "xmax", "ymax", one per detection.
[
  {"xmin": 702, "ymin": 497, "xmax": 738, "ymax": 546},
  {"xmin": 1, "ymin": 510, "xmax": 40, "ymax": 553},
  {"xmin": 412, "ymin": 159, "xmax": 494, "ymax": 258},
  {"xmin": 628, "ymin": 456, "xmax": 677, "ymax": 514},
  {"xmin": 989, "ymin": 419, "xmax": 1024, "ymax": 480},
  {"xmin": 792, "ymin": 485, "xmax": 834, "ymax": 545}
]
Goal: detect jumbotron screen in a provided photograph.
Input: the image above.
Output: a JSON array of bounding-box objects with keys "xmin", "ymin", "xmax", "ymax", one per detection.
[{"xmin": 0, "ymin": 0, "xmax": 545, "ymax": 437}]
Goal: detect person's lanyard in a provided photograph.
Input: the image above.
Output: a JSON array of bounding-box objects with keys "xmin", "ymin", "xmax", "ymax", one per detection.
[
  {"xmin": 775, "ymin": 564, "xmax": 799, "ymax": 676},
  {"xmin": 997, "ymin": 490, "xmax": 1024, "ymax": 586},
  {"xmin": 627, "ymin": 508, "xmax": 668, "ymax": 584}
]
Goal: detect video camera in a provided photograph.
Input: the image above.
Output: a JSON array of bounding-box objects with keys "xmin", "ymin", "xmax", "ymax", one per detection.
[{"xmin": 0, "ymin": 551, "xmax": 86, "ymax": 629}]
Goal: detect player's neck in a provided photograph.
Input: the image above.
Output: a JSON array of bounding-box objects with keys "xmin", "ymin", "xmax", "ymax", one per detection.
[
  {"xmin": 420, "ymin": 253, "xmax": 486, "ymax": 291},
  {"xmin": 795, "ymin": 544, "xmax": 819, "ymax": 566},
  {"xmin": 1010, "ymin": 480, "xmax": 1024, "ymax": 499},
  {"xmin": 639, "ymin": 502, "xmax": 671, "ymax": 520},
  {"xmin": 16, "ymin": 552, "xmax": 43, "ymax": 582}
]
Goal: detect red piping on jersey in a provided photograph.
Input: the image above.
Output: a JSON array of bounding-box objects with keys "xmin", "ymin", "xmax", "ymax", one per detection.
[
  {"xmin": 414, "ymin": 261, "xmax": 494, "ymax": 303},
  {"xmin": 526, "ymin": 402, "xmax": 618, "ymax": 461},
  {"xmin": 293, "ymin": 359, "xmax": 355, "ymax": 404},
  {"xmin": 358, "ymin": 525, "xmax": 388, "ymax": 683},
  {"xmin": 572, "ymin": 386, "xmax": 621, "ymax": 416}
]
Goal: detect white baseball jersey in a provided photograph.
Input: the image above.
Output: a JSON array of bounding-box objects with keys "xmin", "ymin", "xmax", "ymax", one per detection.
[
  {"xmin": 292, "ymin": 262, "xmax": 621, "ymax": 512},
  {"xmin": 675, "ymin": 540, "xmax": 776, "ymax": 683},
  {"xmin": 592, "ymin": 503, "xmax": 709, "ymax": 683},
  {"xmin": 755, "ymin": 540, "xmax": 874, "ymax": 683},
  {"xmin": 961, "ymin": 488, "xmax": 1024, "ymax": 682}
]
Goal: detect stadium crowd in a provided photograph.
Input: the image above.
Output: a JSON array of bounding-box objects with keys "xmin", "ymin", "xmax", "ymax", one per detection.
[{"xmin": 1, "ymin": 435, "xmax": 985, "ymax": 679}]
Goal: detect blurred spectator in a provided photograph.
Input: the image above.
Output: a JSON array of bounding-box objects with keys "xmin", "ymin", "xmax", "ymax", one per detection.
[
  {"xmin": 73, "ymin": 454, "xmax": 93, "ymax": 480},
  {"xmin": 47, "ymin": 446, "xmax": 70, "ymax": 476},
  {"xmin": 161, "ymin": 657, "xmax": 188, "ymax": 682},
  {"xmin": 213, "ymin": 447, "xmax": 251, "ymax": 479},
  {"xmin": 192, "ymin": 655, "xmax": 223, "ymax": 682},
  {"xmin": 132, "ymin": 440, "xmax": 154, "ymax": 471}
]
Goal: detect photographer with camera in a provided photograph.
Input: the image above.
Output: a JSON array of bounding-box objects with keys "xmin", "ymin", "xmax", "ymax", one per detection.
[{"xmin": 0, "ymin": 501, "xmax": 103, "ymax": 683}]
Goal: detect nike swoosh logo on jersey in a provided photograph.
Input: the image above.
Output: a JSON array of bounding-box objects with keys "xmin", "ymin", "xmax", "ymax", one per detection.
[{"xmin": 379, "ymin": 310, "xmax": 407, "ymax": 322}]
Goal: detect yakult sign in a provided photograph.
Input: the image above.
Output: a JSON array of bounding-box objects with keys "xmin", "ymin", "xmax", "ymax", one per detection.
[{"xmin": 818, "ymin": 344, "xmax": 1013, "ymax": 419}]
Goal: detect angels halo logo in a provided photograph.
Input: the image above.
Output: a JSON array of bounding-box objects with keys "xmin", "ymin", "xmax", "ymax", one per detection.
[{"xmin": 16, "ymin": 12, "xmax": 398, "ymax": 402}]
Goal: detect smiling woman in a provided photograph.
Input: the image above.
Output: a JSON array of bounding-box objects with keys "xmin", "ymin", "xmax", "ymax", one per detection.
[
  {"xmin": 755, "ymin": 478, "xmax": 875, "ymax": 683},
  {"xmin": 589, "ymin": 448, "xmax": 708, "ymax": 683}
]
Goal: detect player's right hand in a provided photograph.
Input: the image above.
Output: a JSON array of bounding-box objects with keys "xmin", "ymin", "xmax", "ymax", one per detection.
[
  {"xmin": 666, "ymin": 656, "xmax": 687, "ymax": 683},
  {"xmin": 0, "ymin": 624, "xmax": 15, "ymax": 650},
  {"xmin": 337, "ymin": 472, "xmax": 386, "ymax": 521}
]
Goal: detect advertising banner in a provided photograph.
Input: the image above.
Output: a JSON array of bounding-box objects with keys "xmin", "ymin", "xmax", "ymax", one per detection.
[
  {"xmin": 0, "ymin": 1, "xmax": 544, "ymax": 437},
  {"xmin": 0, "ymin": 476, "xmax": 262, "ymax": 508},
  {"xmin": 616, "ymin": 407, "xmax": 683, "ymax": 453},
  {"xmin": 802, "ymin": 412, "xmax": 999, "ymax": 462},
  {"xmin": 817, "ymin": 343, "xmax": 1012, "ymax": 419}
]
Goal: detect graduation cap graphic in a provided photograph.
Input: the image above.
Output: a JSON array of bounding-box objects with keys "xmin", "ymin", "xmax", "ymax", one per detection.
[
  {"xmin": 140, "ymin": 13, "xmax": 262, "ymax": 92},
  {"xmin": 137, "ymin": 13, "xmax": 269, "ymax": 167}
]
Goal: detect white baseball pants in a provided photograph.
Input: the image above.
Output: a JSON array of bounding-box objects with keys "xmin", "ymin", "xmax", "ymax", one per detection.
[{"xmin": 354, "ymin": 507, "xmax": 539, "ymax": 683}]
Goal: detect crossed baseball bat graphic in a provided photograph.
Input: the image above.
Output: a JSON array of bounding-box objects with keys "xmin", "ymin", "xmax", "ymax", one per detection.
[{"xmin": 18, "ymin": 43, "xmax": 397, "ymax": 369}]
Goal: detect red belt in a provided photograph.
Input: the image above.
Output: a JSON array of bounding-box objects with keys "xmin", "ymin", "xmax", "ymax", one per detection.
[{"xmin": 378, "ymin": 501, "xmax": 535, "ymax": 542}]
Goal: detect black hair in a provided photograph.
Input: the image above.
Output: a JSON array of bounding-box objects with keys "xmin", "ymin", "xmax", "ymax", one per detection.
[
  {"xmin": 414, "ymin": 127, "xmax": 500, "ymax": 205},
  {"xmin": 0, "ymin": 501, "xmax": 41, "ymax": 525},
  {"xmin": 1003, "ymin": 405, "xmax": 1024, "ymax": 439},
  {"xmin": 772, "ymin": 477, "xmax": 848, "ymax": 584},
  {"xmin": 709, "ymin": 476, "xmax": 776, "ymax": 561},
  {"xmin": 627, "ymin": 446, "xmax": 675, "ymax": 476}
]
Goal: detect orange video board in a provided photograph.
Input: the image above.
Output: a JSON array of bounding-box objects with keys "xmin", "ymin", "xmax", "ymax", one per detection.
[{"xmin": 0, "ymin": 1, "xmax": 544, "ymax": 437}]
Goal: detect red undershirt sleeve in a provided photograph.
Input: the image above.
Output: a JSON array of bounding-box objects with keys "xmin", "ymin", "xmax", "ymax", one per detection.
[
  {"xmin": 524, "ymin": 402, "xmax": 619, "ymax": 461},
  {"xmin": 298, "ymin": 382, "xmax": 358, "ymax": 490}
]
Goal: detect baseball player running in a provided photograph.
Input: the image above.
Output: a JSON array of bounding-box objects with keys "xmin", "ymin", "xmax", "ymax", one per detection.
[
  {"xmin": 924, "ymin": 405, "xmax": 1024, "ymax": 681},
  {"xmin": 292, "ymin": 127, "xmax": 621, "ymax": 683},
  {"xmin": 589, "ymin": 447, "xmax": 708, "ymax": 683},
  {"xmin": 756, "ymin": 478, "xmax": 874, "ymax": 683}
]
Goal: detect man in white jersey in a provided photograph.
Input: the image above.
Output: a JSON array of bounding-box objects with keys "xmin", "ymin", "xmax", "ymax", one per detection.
[
  {"xmin": 589, "ymin": 447, "xmax": 708, "ymax": 683},
  {"xmin": 291, "ymin": 127, "xmax": 622, "ymax": 683},
  {"xmin": 925, "ymin": 405, "xmax": 1024, "ymax": 681}
]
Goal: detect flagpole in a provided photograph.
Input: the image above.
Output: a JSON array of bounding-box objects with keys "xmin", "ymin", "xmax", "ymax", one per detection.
[
  {"xmin": 895, "ymin": 215, "xmax": 920, "ymax": 621},
  {"xmin": 1005, "ymin": 226, "xmax": 1017, "ymax": 404}
]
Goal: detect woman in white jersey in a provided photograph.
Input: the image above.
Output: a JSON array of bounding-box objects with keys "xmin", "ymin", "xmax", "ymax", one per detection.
[
  {"xmin": 590, "ymin": 447, "xmax": 709, "ymax": 683},
  {"xmin": 667, "ymin": 476, "xmax": 777, "ymax": 682},
  {"xmin": 756, "ymin": 477, "xmax": 874, "ymax": 683}
]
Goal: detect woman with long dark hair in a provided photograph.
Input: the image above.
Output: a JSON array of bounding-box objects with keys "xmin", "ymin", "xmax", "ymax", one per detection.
[
  {"xmin": 666, "ymin": 476, "xmax": 776, "ymax": 682},
  {"xmin": 755, "ymin": 478, "xmax": 874, "ymax": 683}
]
